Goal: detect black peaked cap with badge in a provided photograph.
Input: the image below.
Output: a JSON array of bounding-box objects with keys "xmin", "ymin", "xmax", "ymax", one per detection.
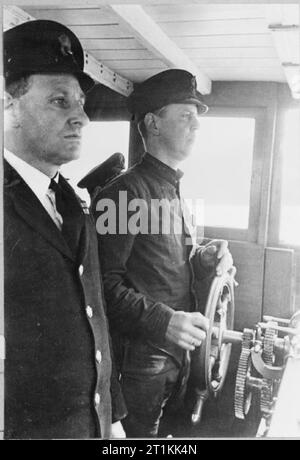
[
  {"xmin": 4, "ymin": 19, "xmax": 94, "ymax": 93},
  {"xmin": 127, "ymin": 69, "xmax": 209, "ymax": 122}
]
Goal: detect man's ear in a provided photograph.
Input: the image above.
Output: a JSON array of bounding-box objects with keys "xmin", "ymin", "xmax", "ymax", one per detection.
[
  {"xmin": 144, "ymin": 112, "xmax": 160, "ymax": 136},
  {"xmin": 4, "ymin": 91, "xmax": 21, "ymax": 128},
  {"xmin": 4, "ymin": 91, "xmax": 14, "ymax": 110}
]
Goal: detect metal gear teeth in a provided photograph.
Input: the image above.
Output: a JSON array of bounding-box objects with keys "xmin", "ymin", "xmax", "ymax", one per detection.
[
  {"xmin": 262, "ymin": 322, "xmax": 277, "ymax": 365},
  {"xmin": 242, "ymin": 328, "xmax": 255, "ymax": 347},
  {"xmin": 235, "ymin": 349, "xmax": 251, "ymax": 419},
  {"xmin": 234, "ymin": 329, "xmax": 255, "ymax": 420},
  {"xmin": 260, "ymin": 323, "xmax": 277, "ymax": 415}
]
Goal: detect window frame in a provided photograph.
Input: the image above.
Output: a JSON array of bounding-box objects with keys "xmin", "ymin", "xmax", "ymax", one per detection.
[
  {"xmin": 268, "ymin": 106, "xmax": 300, "ymax": 250},
  {"xmin": 197, "ymin": 106, "xmax": 267, "ymax": 243}
]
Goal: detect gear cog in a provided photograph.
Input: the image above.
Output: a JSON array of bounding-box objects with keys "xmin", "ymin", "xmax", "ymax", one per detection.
[
  {"xmin": 234, "ymin": 329, "xmax": 255, "ymax": 420},
  {"xmin": 259, "ymin": 322, "xmax": 278, "ymax": 416},
  {"xmin": 262, "ymin": 322, "xmax": 277, "ymax": 365}
]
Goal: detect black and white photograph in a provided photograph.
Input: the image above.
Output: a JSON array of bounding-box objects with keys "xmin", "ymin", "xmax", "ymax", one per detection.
[{"xmin": 1, "ymin": 0, "xmax": 300, "ymax": 443}]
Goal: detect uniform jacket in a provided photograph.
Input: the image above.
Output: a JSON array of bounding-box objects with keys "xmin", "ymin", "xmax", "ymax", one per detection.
[
  {"xmin": 92, "ymin": 153, "xmax": 213, "ymax": 370},
  {"xmin": 4, "ymin": 160, "xmax": 126, "ymax": 439}
]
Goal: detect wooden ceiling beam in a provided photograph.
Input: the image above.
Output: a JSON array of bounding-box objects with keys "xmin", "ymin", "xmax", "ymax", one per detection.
[
  {"xmin": 265, "ymin": 4, "xmax": 300, "ymax": 99},
  {"xmin": 110, "ymin": 4, "xmax": 212, "ymax": 94}
]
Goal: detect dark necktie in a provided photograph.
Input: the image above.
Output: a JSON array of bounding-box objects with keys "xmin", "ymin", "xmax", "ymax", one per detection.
[
  {"xmin": 49, "ymin": 178, "xmax": 65, "ymax": 221},
  {"xmin": 49, "ymin": 178, "xmax": 83, "ymax": 258}
]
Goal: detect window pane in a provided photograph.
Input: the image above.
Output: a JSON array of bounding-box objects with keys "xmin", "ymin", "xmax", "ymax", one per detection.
[
  {"xmin": 61, "ymin": 121, "xmax": 129, "ymax": 203},
  {"xmin": 279, "ymin": 109, "xmax": 300, "ymax": 246},
  {"xmin": 181, "ymin": 117, "xmax": 255, "ymax": 229}
]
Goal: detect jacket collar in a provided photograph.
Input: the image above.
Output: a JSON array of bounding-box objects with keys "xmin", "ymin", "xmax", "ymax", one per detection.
[
  {"xmin": 140, "ymin": 153, "xmax": 184, "ymax": 188},
  {"xmin": 4, "ymin": 160, "xmax": 81, "ymax": 261},
  {"xmin": 4, "ymin": 148, "xmax": 51, "ymax": 202}
]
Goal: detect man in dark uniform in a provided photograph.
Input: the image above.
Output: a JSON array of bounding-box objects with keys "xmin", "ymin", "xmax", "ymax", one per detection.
[
  {"xmin": 93, "ymin": 69, "xmax": 233, "ymax": 437},
  {"xmin": 3, "ymin": 19, "xmax": 126, "ymax": 439}
]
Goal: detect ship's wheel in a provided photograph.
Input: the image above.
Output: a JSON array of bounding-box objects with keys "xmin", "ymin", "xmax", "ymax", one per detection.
[{"xmin": 190, "ymin": 268, "xmax": 236, "ymax": 423}]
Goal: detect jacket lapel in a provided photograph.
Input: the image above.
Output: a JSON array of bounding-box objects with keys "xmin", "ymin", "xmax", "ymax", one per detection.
[{"xmin": 4, "ymin": 161, "xmax": 74, "ymax": 261}]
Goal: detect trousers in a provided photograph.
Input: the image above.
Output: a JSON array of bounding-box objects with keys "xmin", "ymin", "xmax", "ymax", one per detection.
[{"xmin": 120, "ymin": 340, "xmax": 189, "ymax": 438}]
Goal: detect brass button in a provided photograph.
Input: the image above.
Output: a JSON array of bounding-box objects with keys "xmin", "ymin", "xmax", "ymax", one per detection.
[
  {"xmin": 96, "ymin": 350, "xmax": 102, "ymax": 363},
  {"xmin": 94, "ymin": 393, "xmax": 100, "ymax": 406},
  {"xmin": 78, "ymin": 265, "xmax": 84, "ymax": 276},
  {"xmin": 86, "ymin": 305, "xmax": 93, "ymax": 318}
]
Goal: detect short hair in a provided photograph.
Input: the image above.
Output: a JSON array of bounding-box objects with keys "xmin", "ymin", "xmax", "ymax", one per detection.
[{"xmin": 6, "ymin": 75, "xmax": 32, "ymax": 98}]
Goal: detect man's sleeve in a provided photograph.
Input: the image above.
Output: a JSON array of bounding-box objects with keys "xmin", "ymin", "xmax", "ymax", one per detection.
[{"xmin": 93, "ymin": 185, "xmax": 174, "ymax": 343}]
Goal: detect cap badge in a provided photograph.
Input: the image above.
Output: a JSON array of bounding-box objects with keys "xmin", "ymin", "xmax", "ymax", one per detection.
[
  {"xmin": 191, "ymin": 76, "xmax": 197, "ymax": 95},
  {"xmin": 58, "ymin": 34, "xmax": 73, "ymax": 57}
]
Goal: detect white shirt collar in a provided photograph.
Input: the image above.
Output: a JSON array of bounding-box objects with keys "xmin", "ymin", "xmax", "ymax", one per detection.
[{"xmin": 4, "ymin": 148, "xmax": 58, "ymax": 201}]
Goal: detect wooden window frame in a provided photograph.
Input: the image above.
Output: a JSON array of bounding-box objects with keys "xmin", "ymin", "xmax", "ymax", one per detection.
[
  {"xmin": 199, "ymin": 106, "xmax": 269, "ymax": 244},
  {"xmin": 268, "ymin": 105, "xmax": 300, "ymax": 251}
]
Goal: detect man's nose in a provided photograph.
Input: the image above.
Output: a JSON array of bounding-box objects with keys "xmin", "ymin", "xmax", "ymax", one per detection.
[
  {"xmin": 69, "ymin": 102, "xmax": 89, "ymax": 128},
  {"xmin": 191, "ymin": 115, "xmax": 200, "ymax": 130}
]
